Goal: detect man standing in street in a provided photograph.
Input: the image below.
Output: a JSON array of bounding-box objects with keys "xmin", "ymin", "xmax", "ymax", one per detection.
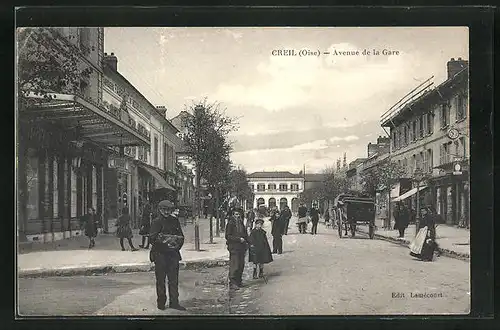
[
  {"xmin": 297, "ymin": 203, "xmax": 308, "ymax": 234},
  {"xmin": 149, "ymin": 200, "xmax": 186, "ymax": 311},
  {"xmin": 309, "ymin": 204, "xmax": 320, "ymax": 235},
  {"xmin": 225, "ymin": 207, "xmax": 249, "ymax": 290},
  {"xmin": 281, "ymin": 205, "xmax": 292, "ymax": 235},
  {"xmin": 271, "ymin": 209, "xmax": 285, "ymax": 254}
]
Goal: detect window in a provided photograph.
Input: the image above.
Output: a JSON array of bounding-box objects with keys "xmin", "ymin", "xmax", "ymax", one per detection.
[
  {"xmin": 397, "ymin": 130, "xmax": 402, "ymax": 149},
  {"xmin": 440, "ymin": 103, "xmax": 450, "ymax": 128},
  {"xmin": 459, "ymin": 137, "xmax": 467, "ymax": 158},
  {"xmin": 71, "ymin": 163, "xmax": 77, "ymax": 217},
  {"xmin": 26, "ymin": 149, "xmax": 39, "ymax": 220},
  {"xmin": 163, "ymin": 142, "xmax": 168, "ymax": 170},
  {"xmin": 408, "ymin": 123, "xmax": 413, "ymax": 143},
  {"xmin": 454, "ymin": 140, "xmax": 460, "ymax": 159},
  {"xmin": 427, "ymin": 149, "xmax": 433, "ymax": 173},
  {"xmin": 268, "ymin": 183, "xmax": 276, "ymax": 190},
  {"xmin": 427, "ymin": 111, "xmax": 434, "ymax": 134},
  {"xmin": 279, "ymin": 184, "xmax": 288, "ymax": 191},
  {"xmin": 403, "ymin": 158, "xmax": 408, "ymax": 175},
  {"xmin": 392, "ymin": 130, "xmax": 397, "ymax": 149},
  {"xmin": 154, "ymin": 136, "xmax": 159, "ymax": 167},
  {"xmin": 440, "ymin": 142, "xmax": 452, "ymax": 164},
  {"xmin": 291, "ymin": 184, "xmax": 299, "ymax": 191},
  {"xmin": 257, "ymin": 184, "xmax": 265, "ymax": 192},
  {"xmin": 421, "ymin": 151, "xmax": 427, "ymax": 173},
  {"xmin": 249, "ymin": 184, "xmax": 254, "ymax": 191},
  {"xmin": 412, "ymin": 121, "xmax": 417, "ymax": 141},
  {"xmin": 410, "ymin": 154, "xmax": 416, "ymax": 174},
  {"xmin": 403, "ymin": 125, "xmax": 408, "ymax": 145},
  {"xmin": 456, "ymin": 93, "xmax": 467, "ymax": 121},
  {"xmin": 419, "ymin": 115, "xmax": 424, "ymax": 138}
]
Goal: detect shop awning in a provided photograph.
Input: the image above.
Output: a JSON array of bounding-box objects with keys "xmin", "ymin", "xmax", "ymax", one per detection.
[
  {"xmin": 139, "ymin": 165, "xmax": 176, "ymax": 191},
  {"xmin": 21, "ymin": 92, "xmax": 150, "ymax": 147},
  {"xmin": 392, "ymin": 185, "xmax": 427, "ymax": 202}
]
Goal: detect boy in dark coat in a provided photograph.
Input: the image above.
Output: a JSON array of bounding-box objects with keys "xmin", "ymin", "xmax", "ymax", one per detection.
[{"xmin": 248, "ymin": 218, "xmax": 273, "ymax": 279}]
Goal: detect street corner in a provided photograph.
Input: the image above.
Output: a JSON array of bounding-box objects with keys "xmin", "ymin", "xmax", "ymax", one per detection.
[
  {"xmin": 18, "ymin": 265, "xmax": 115, "ymax": 278},
  {"xmin": 181, "ymin": 258, "xmax": 230, "ymax": 271},
  {"xmin": 93, "ymin": 286, "xmax": 191, "ymax": 316}
]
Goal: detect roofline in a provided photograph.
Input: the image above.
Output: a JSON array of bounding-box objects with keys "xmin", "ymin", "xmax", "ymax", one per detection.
[
  {"xmin": 380, "ymin": 67, "xmax": 468, "ymax": 127},
  {"xmin": 103, "ymin": 64, "xmax": 179, "ymax": 134}
]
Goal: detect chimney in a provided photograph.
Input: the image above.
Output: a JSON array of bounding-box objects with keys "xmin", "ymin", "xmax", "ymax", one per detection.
[
  {"xmin": 103, "ymin": 52, "xmax": 118, "ymax": 71},
  {"xmin": 447, "ymin": 57, "xmax": 468, "ymax": 79},
  {"xmin": 156, "ymin": 105, "xmax": 167, "ymax": 117}
]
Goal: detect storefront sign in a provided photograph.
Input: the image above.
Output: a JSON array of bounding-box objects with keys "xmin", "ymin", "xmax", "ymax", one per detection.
[{"xmin": 108, "ymin": 156, "xmax": 128, "ymax": 170}]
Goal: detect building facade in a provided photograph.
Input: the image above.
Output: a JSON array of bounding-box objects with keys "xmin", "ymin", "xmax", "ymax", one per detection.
[
  {"xmin": 248, "ymin": 172, "xmax": 305, "ymax": 213},
  {"xmin": 17, "ymin": 28, "xmax": 150, "ymax": 242},
  {"xmin": 101, "ymin": 53, "xmax": 185, "ymax": 228},
  {"xmin": 381, "ymin": 58, "xmax": 469, "ymax": 226}
]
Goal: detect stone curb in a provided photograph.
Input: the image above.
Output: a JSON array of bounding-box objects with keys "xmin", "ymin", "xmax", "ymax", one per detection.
[
  {"xmin": 357, "ymin": 228, "xmax": 470, "ymax": 262},
  {"xmin": 18, "ymin": 258, "xmax": 230, "ymax": 278}
]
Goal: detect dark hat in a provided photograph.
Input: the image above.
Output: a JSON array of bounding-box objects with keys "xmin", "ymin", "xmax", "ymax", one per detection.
[
  {"xmin": 255, "ymin": 218, "xmax": 264, "ymax": 225},
  {"xmin": 158, "ymin": 200, "xmax": 175, "ymax": 209}
]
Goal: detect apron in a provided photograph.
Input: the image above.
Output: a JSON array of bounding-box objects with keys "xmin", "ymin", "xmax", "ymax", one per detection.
[{"xmin": 409, "ymin": 226, "xmax": 428, "ymax": 255}]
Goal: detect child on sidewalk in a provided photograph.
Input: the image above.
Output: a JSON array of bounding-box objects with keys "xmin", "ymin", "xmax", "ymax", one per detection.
[{"xmin": 248, "ymin": 218, "xmax": 273, "ymax": 279}]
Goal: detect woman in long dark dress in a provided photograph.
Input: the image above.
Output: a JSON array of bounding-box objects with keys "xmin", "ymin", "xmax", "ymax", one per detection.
[
  {"xmin": 116, "ymin": 207, "xmax": 138, "ymax": 251},
  {"xmin": 139, "ymin": 202, "xmax": 152, "ymax": 249},
  {"xmin": 248, "ymin": 219, "xmax": 273, "ymax": 279},
  {"xmin": 82, "ymin": 207, "xmax": 98, "ymax": 249},
  {"xmin": 410, "ymin": 207, "xmax": 438, "ymax": 261}
]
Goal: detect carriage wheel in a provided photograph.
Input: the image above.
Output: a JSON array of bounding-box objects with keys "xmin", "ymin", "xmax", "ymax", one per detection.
[
  {"xmin": 368, "ymin": 224, "xmax": 375, "ymax": 239},
  {"xmin": 350, "ymin": 224, "xmax": 356, "ymax": 237}
]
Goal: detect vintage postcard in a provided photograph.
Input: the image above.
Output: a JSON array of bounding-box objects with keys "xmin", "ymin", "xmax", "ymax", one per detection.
[{"xmin": 16, "ymin": 26, "xmax": 470, "ymax": 316}]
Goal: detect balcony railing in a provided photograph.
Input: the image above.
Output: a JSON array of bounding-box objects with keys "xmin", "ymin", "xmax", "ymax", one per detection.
[
  {"xmin": 99, "ymin": 98, "xmax": 149, "ymax": 140},
  {"xmin": 254, "ymin": 189, "xmax": 300, "ymax": 193}
]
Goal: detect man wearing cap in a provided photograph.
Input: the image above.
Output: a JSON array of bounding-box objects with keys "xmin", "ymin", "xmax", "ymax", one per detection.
[
  {"xmin": 225, "ymin": 207, "xmax": 249, "ymax": 290},
  {"xmin": 149, "ymin": 200, "xmax": 186, "ymax": 311}
]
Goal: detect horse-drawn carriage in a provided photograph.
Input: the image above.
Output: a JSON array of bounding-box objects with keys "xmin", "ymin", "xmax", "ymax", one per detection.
[{"xmin": 334, "ymin": 193, "xmax": 376, "ymax": 239}]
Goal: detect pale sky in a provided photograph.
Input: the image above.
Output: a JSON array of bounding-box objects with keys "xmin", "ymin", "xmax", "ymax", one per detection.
[{"xmin": 104, "ymin": 27, "xmax": 468, "ymax": 174}]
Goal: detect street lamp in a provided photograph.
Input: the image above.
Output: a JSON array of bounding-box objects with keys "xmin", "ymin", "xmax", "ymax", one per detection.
[{"xmin": 413, "ymin": 168, "xmax": 425, "ymax": 236}]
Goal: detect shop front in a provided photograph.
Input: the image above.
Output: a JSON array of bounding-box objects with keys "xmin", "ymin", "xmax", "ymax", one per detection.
[
  {"xmin": 18, "ymin": 120, "xmax": 108, "ymax": 242},
  {"xmin": 429, "ymin": 166, "xmax": 469, "ymax": 227},
  {"xmin": 18, "ymin": 93, "xmax": 150, "ymax": 241}
]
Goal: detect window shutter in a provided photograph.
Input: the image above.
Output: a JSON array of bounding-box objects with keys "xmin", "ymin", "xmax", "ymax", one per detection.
[
  {"xmin": 428, "ymin": 149, "xmax": 433, "ymax": 172},
  {"xmin": 439, "ymin": 144, "xmax": 444, "ymax": 165}
]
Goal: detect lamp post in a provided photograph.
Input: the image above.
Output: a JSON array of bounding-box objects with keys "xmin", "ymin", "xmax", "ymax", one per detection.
[{"xmin": 413, "ymin": 168, "xmax": 424, "ymax": 236}]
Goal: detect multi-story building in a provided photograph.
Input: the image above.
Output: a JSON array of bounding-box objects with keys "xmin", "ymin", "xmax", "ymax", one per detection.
[
  {"xmin": 101, "ymin": 53, "xmax": 185, "ymax": 228},
  {"xmin": 380, "ymin": 58, "xmax": 469, "ymax": 226},
  {"xmin": 346, "ymin": 158, "xmax": 367, "ymax": 192},
  {"xmin": 248, "ymin": 171, "xmax": 305, "ymax": 213},
  {"xmin": 17, "ymin": 28, "xmax": 150, "ymax": 241}
]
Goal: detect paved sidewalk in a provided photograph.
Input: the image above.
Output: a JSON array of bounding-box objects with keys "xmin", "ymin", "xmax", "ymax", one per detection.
[
  {"xmin": 18, "ymin": 217, "xmax": 229, "ymax": 278},
  {"xmin": 356, "ymin": 218, "xmax": 470, "ymax": 260}
]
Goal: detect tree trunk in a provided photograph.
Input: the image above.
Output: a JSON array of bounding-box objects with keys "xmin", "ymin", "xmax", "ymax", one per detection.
[
  {"xmin": 215, "ymin": 189, "xmax": 220, "ymax": 237},
  {"xmin": 194, "ymin": 166, "xmax": 201, "ymax": 251}
]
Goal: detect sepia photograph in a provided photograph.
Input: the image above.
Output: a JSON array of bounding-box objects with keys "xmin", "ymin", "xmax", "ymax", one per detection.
[{"xmin": 16, "ymin": 25, "xmax": 470, "ymax": 316}]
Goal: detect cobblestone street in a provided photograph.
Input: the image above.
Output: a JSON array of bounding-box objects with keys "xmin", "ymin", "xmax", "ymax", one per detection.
[
  {"xmin": 18, "ymin": 218, "xmax": 469, "ymax": 316},
  {"xmin": 230, "ymin": 220, "xmax": 470, "ymax": 315}
]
